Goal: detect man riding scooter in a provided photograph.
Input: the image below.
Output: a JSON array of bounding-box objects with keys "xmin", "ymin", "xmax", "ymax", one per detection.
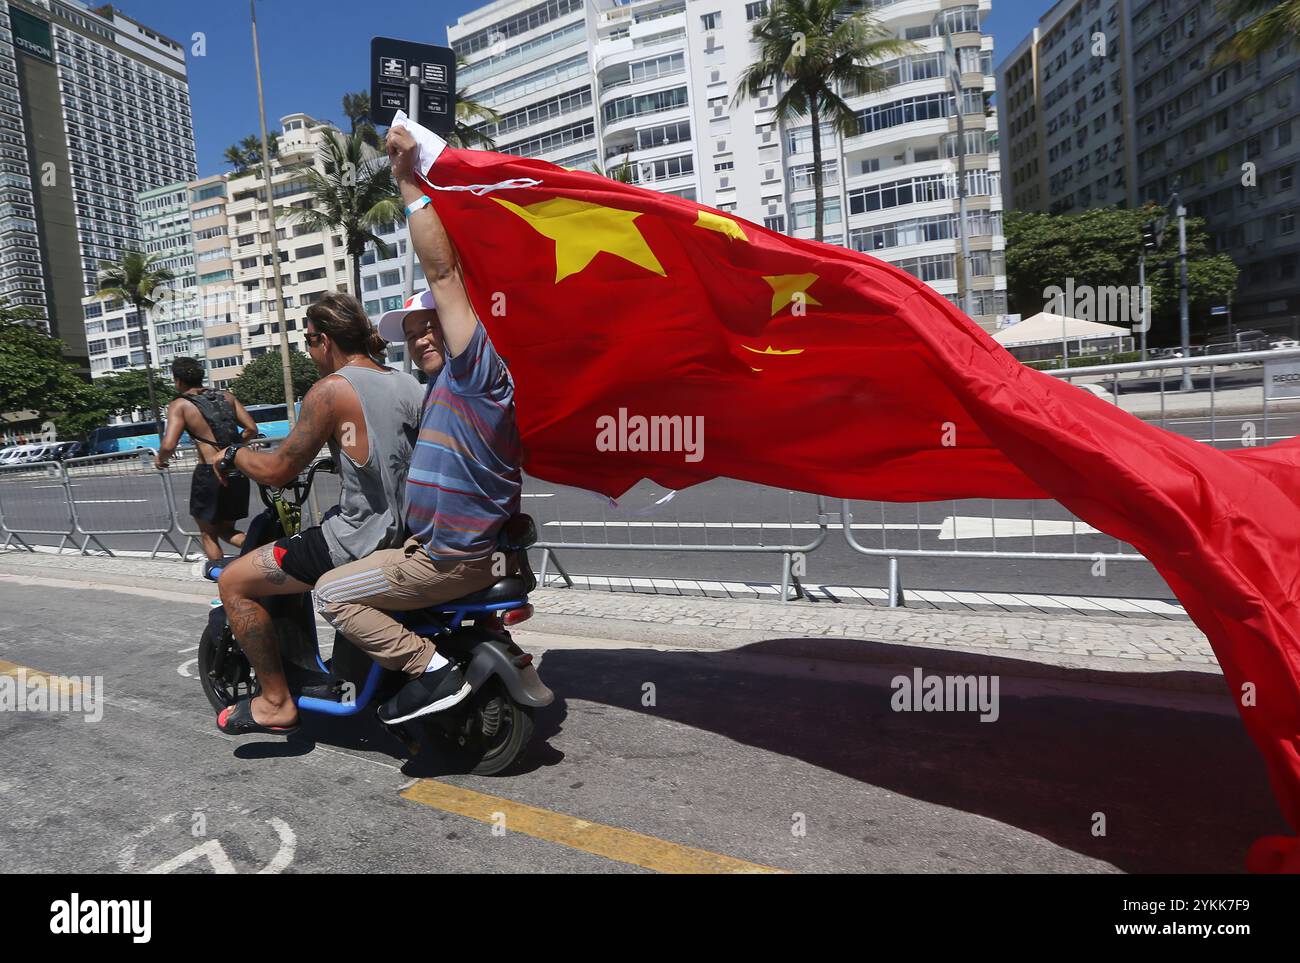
[
  {"xmin": 212, "ymin": 293, "xmax": 424, "ymax": 735},
  {"xmin": 313, "ymin": 120, "xmax": 523, "ymax": 727}
]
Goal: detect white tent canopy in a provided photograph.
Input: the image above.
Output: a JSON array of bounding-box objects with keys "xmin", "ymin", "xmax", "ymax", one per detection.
[{"xmin": 992, "ymin": 312, "xmax": 1132, "ymax": 347}]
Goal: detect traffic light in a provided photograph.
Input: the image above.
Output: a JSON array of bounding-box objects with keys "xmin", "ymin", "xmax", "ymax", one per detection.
[{"xmin": 1142, "ymin": 221, "xmax": 1159, "ymax": 250}]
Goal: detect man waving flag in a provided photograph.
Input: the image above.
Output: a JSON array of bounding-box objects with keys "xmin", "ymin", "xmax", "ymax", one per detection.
[{"xmin": 393, "ymin": 112, "xmax": 1300, "ymax": 870}]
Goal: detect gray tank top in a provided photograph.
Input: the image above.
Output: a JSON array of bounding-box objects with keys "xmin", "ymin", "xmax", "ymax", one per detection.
[{"xmin": 320, "ymin": 365, "xmax": 425, "ymax": 566}]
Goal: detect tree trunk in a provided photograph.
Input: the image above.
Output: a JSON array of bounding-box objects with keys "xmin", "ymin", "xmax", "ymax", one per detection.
[
  {"xmin": 138, "ymin": 301, "xmax": 161, "ymax": 430},
  {"xmin": 810, "ymin": 101, "xmax": 824, "ymax": 244},
  {"xmin": 351, "ymin": 244, "xmax": 363, "ymax": 302}
]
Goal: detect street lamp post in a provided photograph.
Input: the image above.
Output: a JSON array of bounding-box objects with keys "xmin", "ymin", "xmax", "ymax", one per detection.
[{"xmin": 250, "ymin": 0, "xmax": 298, "ymax": 426}]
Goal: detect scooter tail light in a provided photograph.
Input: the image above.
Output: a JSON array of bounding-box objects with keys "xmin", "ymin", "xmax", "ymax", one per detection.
[{"xmin": 503, "ymin": 604, "xmax": 534, "ymax": 626}]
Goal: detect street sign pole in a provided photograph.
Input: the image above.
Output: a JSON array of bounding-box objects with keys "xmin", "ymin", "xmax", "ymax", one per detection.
[
  {"xmin": 400, "ymin": 65, "xmax": 419, "ymax": 376},
  {"xmin": 369, "ymin": 37, "xmax": 456, "ymax": 377}
]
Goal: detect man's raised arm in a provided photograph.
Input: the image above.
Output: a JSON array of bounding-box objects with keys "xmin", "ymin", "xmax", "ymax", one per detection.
[{"xmin": 386, "ymin": 125, "xmax": 478, "ymax": 359}]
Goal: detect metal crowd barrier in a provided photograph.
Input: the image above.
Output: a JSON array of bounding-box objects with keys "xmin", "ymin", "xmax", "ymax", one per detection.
[
  {"xmin": 528, "ymin": 482, "xmax": 831, "ymax": 601},
  {"xmin": 1045, "ymin": 346, "xmax": 1300, "ymax": 446},
  {"xmin": 0, "ymin": 459, "xmax": 76, "ymax": 553},
  {"xmin": 839, "ymin": 498, "xmax": 1144, "ymax": 608},
  {"xmin": 61, "ymin": 449, "xmax": 186, "ymax": 557}
]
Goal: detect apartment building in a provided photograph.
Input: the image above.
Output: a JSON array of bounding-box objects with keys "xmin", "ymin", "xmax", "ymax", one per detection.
[
  {"xmin": 189, "ymin": 174, "xmax": 242, "ymax": 389},
  {"xmin": 1130, "ymin": 0, "xmax": 1300, "ymax": 328},
  {"xmin": 0, "ymin": 0, "xmax": 196, "ymax": 364},
  {"xmin": 79, "ymin": 180, "xmax": 199, "ymax": 378},
  {"xmin": 998, "ymin": 0, "xmax": 1137, "ymax": 214},
  {"xmin": 224, "ymin": 113, "xmax": 355, "ymax": 372}
]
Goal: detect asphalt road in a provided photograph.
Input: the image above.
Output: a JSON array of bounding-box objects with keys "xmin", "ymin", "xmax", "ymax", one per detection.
[{"xmin": 0, "ymin": 578, "xmax": 1287, "ymax": 873}]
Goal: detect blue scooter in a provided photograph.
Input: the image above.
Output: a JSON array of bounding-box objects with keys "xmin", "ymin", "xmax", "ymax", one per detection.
[{"xmin": 197, "ymin": 458, "xmax": 552, "ymax": 775}]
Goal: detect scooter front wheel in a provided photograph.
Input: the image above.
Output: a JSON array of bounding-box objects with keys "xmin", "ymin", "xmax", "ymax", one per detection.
[{"xmin": 198, "ymin": 622, "xmax": 254, "ymax": 713}]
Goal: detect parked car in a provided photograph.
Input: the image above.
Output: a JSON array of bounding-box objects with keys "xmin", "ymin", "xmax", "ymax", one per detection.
[
  {"xmin": 1270, "ymin": 339, "xmax": 1300, "ymax": 350},
  {"xmin": 0, "ymin": 443, "xmax": 44, "ymax": 465},
  {"xmin": 1203, "ymin": 329, "xmax": 1271, "ymax": 355},
  {"xmin": 51, "ymin": 441, "xmax": 87, "ymax": 460}
]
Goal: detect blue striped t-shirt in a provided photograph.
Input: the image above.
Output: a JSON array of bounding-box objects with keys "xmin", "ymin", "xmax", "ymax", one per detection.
[{"xmin": 405, "ymin": 321, "xmax": 522, "ymax": 560}]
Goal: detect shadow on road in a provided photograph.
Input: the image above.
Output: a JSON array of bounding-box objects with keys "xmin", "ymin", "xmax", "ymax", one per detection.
[{"xmin": 527, "ymin": 637, "xmax": 1285, "ymax": 873}]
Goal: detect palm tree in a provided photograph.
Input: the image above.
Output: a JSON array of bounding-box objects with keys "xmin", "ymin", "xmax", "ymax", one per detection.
[
  {"xmin": 1215, "ymin": 0, "xmax": 1300, "ymax": 62},
  {"xmin": 287, "ymin": 129, "xmax": 403, "ymax": 298},
  {"xmin": 94, "ymin": 250, "xmax": 176, "ymax": 427},
  {"xmin": 342, "ymin": 90, "xmax": 381, "ymax": 148},
  {"xmin": 223, "ymin": 133, "xmax": 279, "ymax": 173},
  {"xmin": 591, "ymin": 154, "xmax": 636, "ymax": 183},
  {"xmin": 735, "ymin": 0, "xmax": 913, "ymax": 242},
  {"xmin": 448, "ymin": 55, "xmax": 502, "ymax": 149}
]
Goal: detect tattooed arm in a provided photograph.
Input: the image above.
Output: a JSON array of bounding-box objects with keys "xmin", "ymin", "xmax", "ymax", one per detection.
[{"xmin": 216, "ymin": 377, "xmax": 339, "ymax": 486}]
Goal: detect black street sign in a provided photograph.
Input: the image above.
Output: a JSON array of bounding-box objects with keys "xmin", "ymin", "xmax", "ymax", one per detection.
[{"xmin": 369, "ymin": 37, "xmax": 456, "ymax": 134}]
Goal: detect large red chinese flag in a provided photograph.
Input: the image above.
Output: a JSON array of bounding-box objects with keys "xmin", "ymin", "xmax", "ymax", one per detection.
[{"xmin": 404, "ymin": 119, "xmax": 1300, "ymax": 868}]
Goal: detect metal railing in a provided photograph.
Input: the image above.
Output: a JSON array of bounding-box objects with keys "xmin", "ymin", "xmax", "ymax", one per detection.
[
  {"xmin": 0, "ymin": 459, "xmax": 76, "ymax": 553},
  {"xmin": 61, "ymin": 449, "xmax": 186, "ymax": 557},
  {"xmin": 529, "ymin": 484, "xmax": 832, "ymax": 601}
]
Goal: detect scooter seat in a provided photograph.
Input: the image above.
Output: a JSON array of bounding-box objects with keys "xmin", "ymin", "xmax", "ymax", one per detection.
[{"xmin": 440, "ymin": 575, "xmax": 531, "ymax": 607}]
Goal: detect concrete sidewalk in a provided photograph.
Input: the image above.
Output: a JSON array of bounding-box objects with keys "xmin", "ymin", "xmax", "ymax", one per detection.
[{"xmin": 0, "ymin": 547, "xmax": 1222, "ymax": 696}]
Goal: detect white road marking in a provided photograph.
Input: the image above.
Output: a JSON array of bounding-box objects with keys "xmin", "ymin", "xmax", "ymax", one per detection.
[{"xmin": 177, "ymin": 658, "xmax": 197, "ymax": 678}]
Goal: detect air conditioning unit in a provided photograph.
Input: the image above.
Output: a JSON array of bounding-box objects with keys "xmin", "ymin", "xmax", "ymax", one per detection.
[
  {"xmin": 767, "ymin": 203, "xmax": 778, "ymax": 215},
  {"xmin": 719, "ymin": 176, "xmax": 730, "ymax": 188},
  {"xmin": 716, "ymin": 139, "xmax": 726, "ymax": 151}
]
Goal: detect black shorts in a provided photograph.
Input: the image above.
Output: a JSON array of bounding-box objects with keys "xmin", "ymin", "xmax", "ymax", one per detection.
[
  {"xmin": 190, "ymin": 464, "xmax": 250, "ymax": 524},
  {"xmin": 271, "ymin": 525, "xmax": 336, "ymax": 586}
]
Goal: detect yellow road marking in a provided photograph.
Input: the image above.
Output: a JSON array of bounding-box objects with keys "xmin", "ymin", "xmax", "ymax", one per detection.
[
  {"xmin": 401, "ymin": 780, "xmax": 788, "ymax": 874},
  {"xmin": 0, "ymin": 659, "xmax": 84, "ymax": 696}
]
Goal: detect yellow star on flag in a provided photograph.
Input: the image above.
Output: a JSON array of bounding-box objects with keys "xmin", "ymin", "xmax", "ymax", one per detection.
[
  {"xmin": 492, "ymin": 196, "xmax": 666, "ymax": 283},
  {"xmin": 695, "ymin": 210, "xmax": 747, "ymax": 241},
  {"xmin": 763, "ymin": 273, "xmax": 822, "ymax": 316}
]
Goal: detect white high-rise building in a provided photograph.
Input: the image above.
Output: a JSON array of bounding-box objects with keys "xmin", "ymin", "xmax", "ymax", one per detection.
[
  {"xmin": 0, "ymin": 0, "xmax": 196, "ymax": 365},
  {"xmin": 445, "ymin": 0, "xmax": 1007, "ymax": 329}
]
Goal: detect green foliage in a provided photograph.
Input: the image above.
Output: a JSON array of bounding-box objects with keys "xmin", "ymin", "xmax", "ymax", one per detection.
[
  {"xmin": 223, "ymin": 133, "xmax": 279, "ymax": 174},
  {"xmin": 287, "ymin": 129, "xmax": 403, "ymax": 299},
  {"xmin": 0, "ymin": 302, "xmax": 108, "ymax": 437},
  {"xmin": 1215, "ymin": 1, "xmax": 1300, "ymax": 63},
  {"xmin": 94, "ymin": 368, "xmax": 175, "ymax": 418},
  {"xmin": 737, "ymin": 0, "xmax": 914, "ymax": 241},
  {"xmin": 1004, "ymin": 206, "xmax": 1239, "ymax": 346},
  {"xmin": 229, "ymin": 350, "xmax": 319, "ymax": 406},
  {"xmin": 342, "ymin": 91, "xmax": 381, "ymax": 149}
]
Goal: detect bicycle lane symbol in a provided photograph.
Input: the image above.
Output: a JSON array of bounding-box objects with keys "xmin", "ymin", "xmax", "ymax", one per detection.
[{"xmin": 116, "ymin": 809, "xmax": 296, "ymax": 874}]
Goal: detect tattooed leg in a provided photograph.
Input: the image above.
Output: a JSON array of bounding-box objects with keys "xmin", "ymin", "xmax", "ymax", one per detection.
[{"xmin": 216, "ymin": 544, "xmax": 313, "ymax": 728}]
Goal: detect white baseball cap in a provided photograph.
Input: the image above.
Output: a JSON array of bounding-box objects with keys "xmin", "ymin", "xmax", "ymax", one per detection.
[{"xmin": 377, "ymin": 289, "xmax": 437, "ymax": 343}]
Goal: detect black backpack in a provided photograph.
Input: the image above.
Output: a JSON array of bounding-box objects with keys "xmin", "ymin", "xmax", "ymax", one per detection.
[{"xmin": 180, "ymin": 388, "xmax": 242, "ymax": 448}]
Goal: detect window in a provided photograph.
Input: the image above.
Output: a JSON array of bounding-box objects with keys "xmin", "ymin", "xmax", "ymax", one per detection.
[
  {"xmin": 745, "ymin": 1, "xmax": 767, "ymax": 21},
  {"xmin": 1281, "ymin": 212, "xmax": 1296, "ymax": 236},
  {"xmin": 1280, "ymin": 166, "xmax": 1294, "ymax": 192},
  {"xmin": 295, "ymin": 244, "xmax": 324, "ymax": 259},
  {"xmin": 763, "ymin": 214, "xmax": 785, "ymax": 233},
  {"xmin": 380, "ymin": 269, "xmax": 402, "ymax": 287},
  {"xmin": 790, "ymin": 198, "xmax": 841, "ymax": 229},
  {"xmin": 297, "ymin": 268, "xmax": 326, "ymax": 283},
  {"xmin": 701, "ymin": 12, "xmax": 720, "ymax": 31}
]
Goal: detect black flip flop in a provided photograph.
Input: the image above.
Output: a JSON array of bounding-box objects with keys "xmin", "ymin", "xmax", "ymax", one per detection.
[{"xmin": 216, "ymin": 697, "xmax": 300, "ymax": 736}]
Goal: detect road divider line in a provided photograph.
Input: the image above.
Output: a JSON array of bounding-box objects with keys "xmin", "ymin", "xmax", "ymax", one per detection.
[
  {"xmin": 0, "ymin": 658, "xmax": 84, "ymax": 695},
  {"xmin": 400, "ymin": 780, "xmax": 787, "ymax": 874}
]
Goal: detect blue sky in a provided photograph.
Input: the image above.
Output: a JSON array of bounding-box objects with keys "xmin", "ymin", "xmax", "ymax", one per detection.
[{"xmin": 112, "ymin": 0, "xmax": 1044, "ymax": 178}]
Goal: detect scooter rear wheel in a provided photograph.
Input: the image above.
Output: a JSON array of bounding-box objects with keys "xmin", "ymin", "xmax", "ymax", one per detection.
[
  {"xmin": 438, "ymin": 679, "xmax": 534, "ymax": 776},
  {"xmin": 198, "ymin": 622, "xmax": 254, "ymax": 713}
]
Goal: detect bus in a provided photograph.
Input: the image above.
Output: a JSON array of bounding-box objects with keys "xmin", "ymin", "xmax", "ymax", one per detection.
[{"xmin": 87, "ymin": 402, "xmax": 300, "ymax": 455}]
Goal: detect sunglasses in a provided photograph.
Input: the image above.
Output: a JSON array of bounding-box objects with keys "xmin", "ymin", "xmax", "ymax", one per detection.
[{"xmin": 304, "ymin": 331, "xmax": 325, "ymax": 347}]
